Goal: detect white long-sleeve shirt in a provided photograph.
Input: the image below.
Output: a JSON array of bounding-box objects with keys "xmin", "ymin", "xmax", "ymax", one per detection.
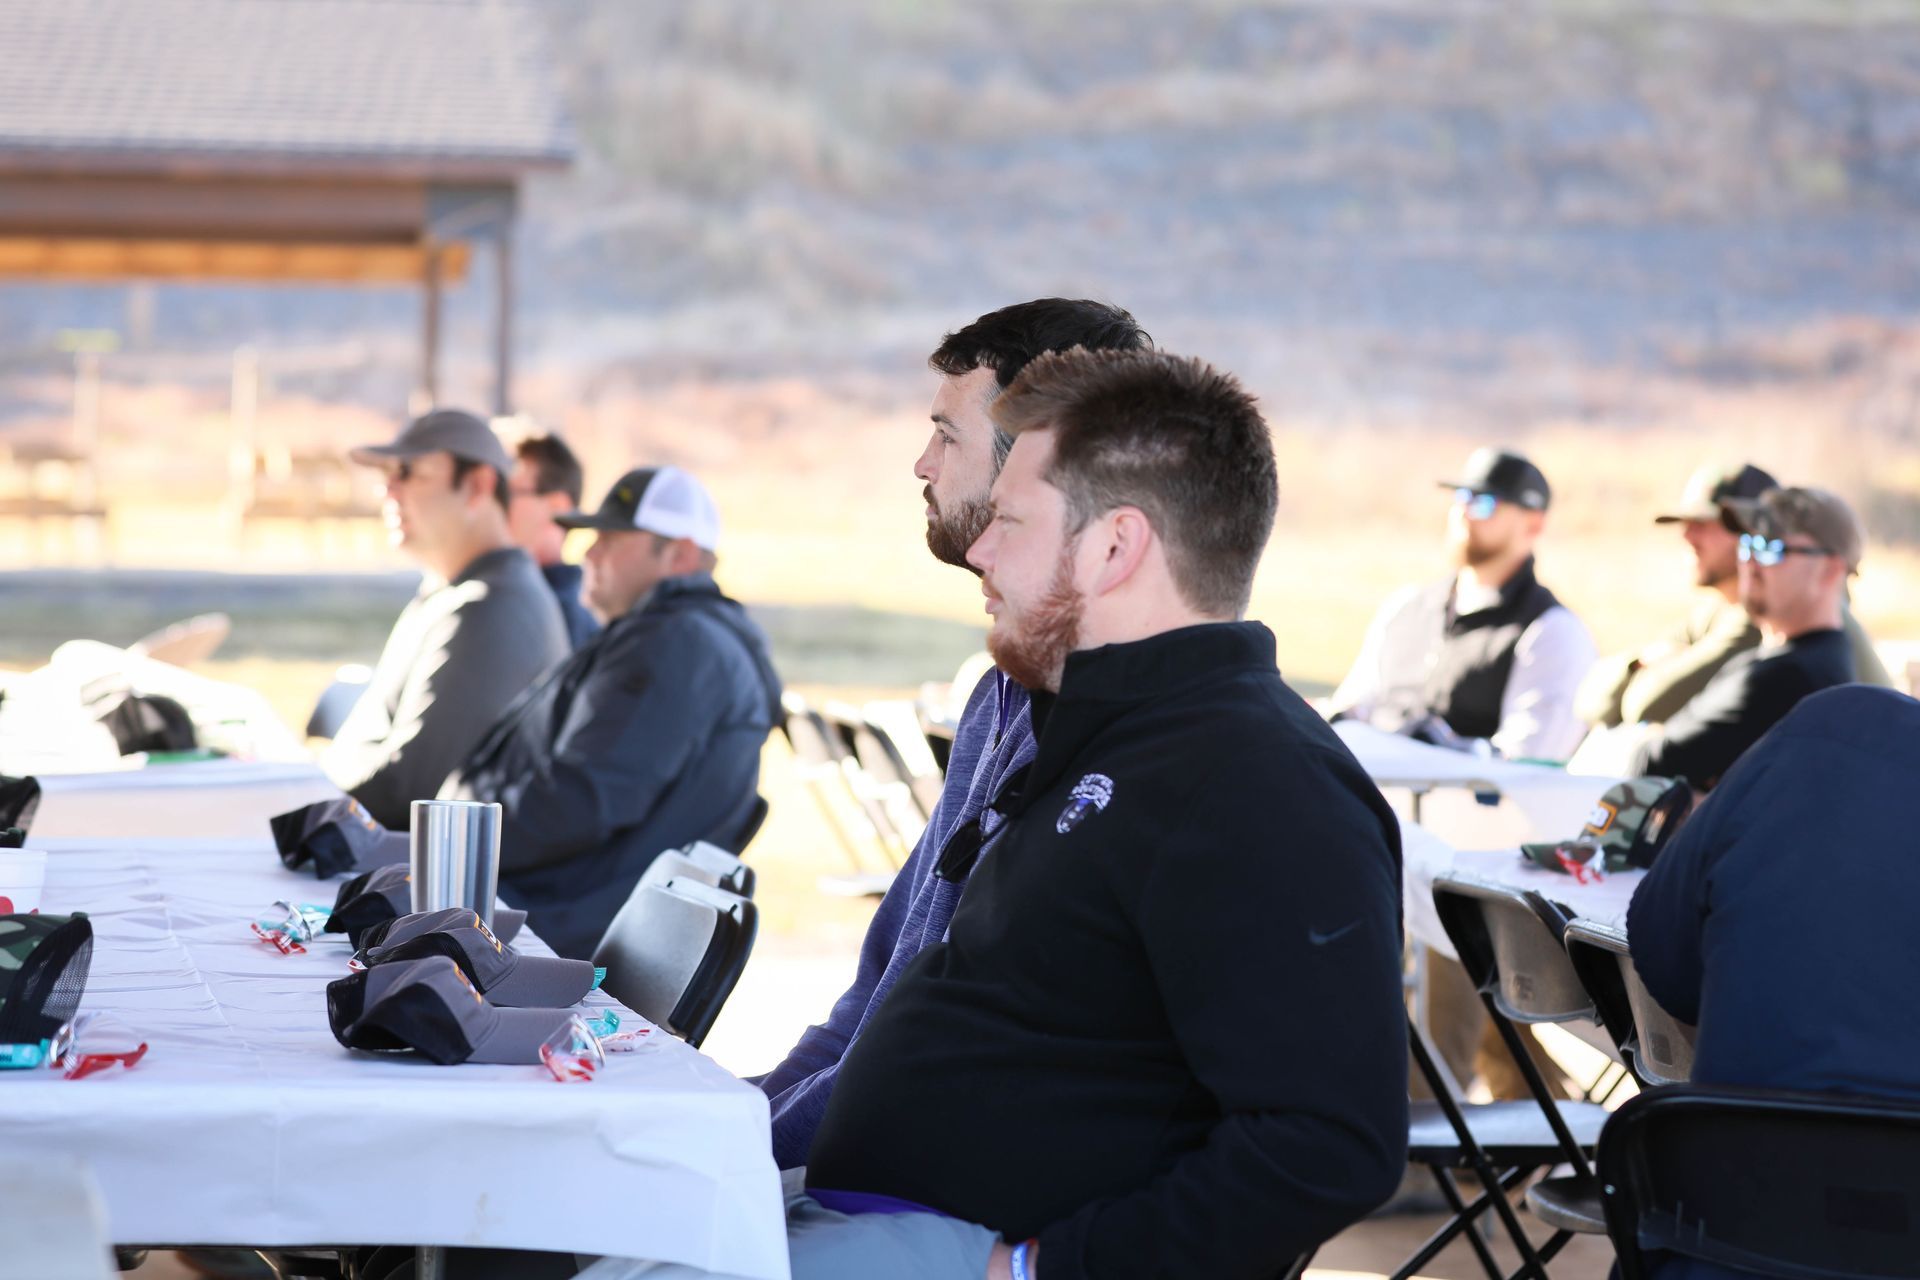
[{"xmin": 1330, "ymin": 572, "xmax": 1598, "ymax": 762}]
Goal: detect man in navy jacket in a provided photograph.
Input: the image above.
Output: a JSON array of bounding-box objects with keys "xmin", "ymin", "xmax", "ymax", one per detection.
[{"xmin": 445, "ymin": 465, "xmax": 781, "ymax": 959}]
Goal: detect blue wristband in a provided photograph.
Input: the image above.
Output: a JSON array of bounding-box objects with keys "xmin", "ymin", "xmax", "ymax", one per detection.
[{"xmin": 1010, "ymin": 1240, "xmax": 1033, "ymax": 1280}]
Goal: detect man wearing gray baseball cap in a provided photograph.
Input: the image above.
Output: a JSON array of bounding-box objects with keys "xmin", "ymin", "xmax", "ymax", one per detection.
[{"xmin": 322, "ymin": 409, "xmax": 569, "ymax": 828}]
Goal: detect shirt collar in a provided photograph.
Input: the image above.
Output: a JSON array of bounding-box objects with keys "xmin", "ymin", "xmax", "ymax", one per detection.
[{"xmin": 1011, "ymin": 621, "xmax": 1277, "ymax": 814}]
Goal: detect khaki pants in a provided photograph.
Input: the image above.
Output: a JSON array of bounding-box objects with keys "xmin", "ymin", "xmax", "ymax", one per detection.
[{"xmin": 1418, "ymin": 953, "xmax": 1569, "ymax": 1102}]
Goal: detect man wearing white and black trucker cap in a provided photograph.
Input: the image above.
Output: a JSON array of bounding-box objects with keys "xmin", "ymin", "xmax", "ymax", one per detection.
[
  {"xmin": 324, "ymin": 409, "xmax": 569, "ymax": 828},
  {"xmin": 441, "ymin": 465, "xmax": 783, "ymax": 959}
]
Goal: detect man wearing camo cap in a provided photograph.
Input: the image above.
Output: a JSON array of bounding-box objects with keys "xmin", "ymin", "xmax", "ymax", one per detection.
[
  {"xmin": 1629, "ymin": 486, "xmax": 1862, "ymax": 790},
  {"xmin": 1578, "ymin": 463, "xmax": 1890, "ymax": 730}
]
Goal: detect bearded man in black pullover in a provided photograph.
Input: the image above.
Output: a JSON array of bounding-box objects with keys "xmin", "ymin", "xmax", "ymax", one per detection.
[{"xmin": 785, "ymin": 349, "xmax": 1408, "ymax": 1280}]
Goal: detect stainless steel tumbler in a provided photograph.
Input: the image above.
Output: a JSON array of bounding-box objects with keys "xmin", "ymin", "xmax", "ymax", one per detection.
[{"xmin": 409, "ymin": 799, "xmax": 502, "ymax": 928}]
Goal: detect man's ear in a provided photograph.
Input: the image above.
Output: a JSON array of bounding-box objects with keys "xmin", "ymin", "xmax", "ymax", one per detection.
[
  {"xmin": 462, "ymin": 463, "xmax": 499, "ymax": 508},
  {"xmin": 1089, "ymin": 506, "xmax": 1154, "ymax": 598}
]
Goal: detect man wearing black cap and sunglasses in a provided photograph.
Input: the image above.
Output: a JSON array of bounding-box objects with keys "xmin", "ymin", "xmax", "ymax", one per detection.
[
  {"xmin": 1329, "ymin": 446, "xmax": 1595, "ymax": 762},
  {"xmin": 1628, "ymin": 486, "xmax": 1861, "ymax": 791},
  {"xmin": 440, "ymin": 464, "xmax": 783, "ymax": 959},
  {"xmin": 324, "ymin": 409, "xmax": 570, "ymax": 829},
  {"xmin": 1577, "ymin": 463, "xmax": 1890, "ymax": 732}
]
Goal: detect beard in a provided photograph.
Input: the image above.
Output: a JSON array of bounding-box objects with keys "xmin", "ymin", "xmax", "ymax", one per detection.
[
  {"xmin": 925, "ymin": 485, "xmax": 993, "ymax": 572},
  {"xmin": 985, "ymin": 542, "xmax": 1084, "ymax": 693},
  {"xmin": 1455, "ymin": 529, "xmax": 1508, "ymax": 569}
]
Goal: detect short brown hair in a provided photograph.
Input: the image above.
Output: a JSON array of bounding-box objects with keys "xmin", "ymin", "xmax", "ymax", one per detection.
[
  {"xmin": 991, "ymin": 348, "xmax": 1278, "ymax": 617},
  {"xmin": 514, "ymin": 433, "xmax": 585, "ymax": 507}
]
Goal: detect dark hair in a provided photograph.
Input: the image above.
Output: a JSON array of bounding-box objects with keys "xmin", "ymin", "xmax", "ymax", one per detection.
[
  {"xmin": 451, "ymin": 456, "xmax": 510, "ymax": 513},
  {"xmin": 990, "ymin": 349, "xmax": 1278, "ymax": 618},
  {"xmin": 514, "ymin": 433, "xmax": 585, "ymax": 507},
  {"xmin": 928, "ymin": 299, "xmax": 1151, "ymax": 465}
]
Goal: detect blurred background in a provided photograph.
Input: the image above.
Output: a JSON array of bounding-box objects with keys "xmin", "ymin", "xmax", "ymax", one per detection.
[{"xmin": 3, "ymin": 0, "xmax": 1918, "ymax": 1089}]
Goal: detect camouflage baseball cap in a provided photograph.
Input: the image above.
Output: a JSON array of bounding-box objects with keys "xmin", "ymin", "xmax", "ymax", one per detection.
[{"xmin": 1521, "ymin": 778, "xmax": 1694, "ymax": 877}]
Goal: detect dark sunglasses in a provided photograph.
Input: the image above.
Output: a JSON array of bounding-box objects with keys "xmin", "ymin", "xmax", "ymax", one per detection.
[{"xmin": 1738, "ymin": 534, "xmax": 1836, "ymax": 567}]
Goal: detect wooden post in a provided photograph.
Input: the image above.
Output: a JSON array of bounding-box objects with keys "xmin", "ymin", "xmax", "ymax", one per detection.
[
  {"xmin": 420, "ymin": 243, "xmax": 443, "ymax": 411},
  {"xmin": 492, "ymin": 226, "xmax": 513, "ymax": 415}
]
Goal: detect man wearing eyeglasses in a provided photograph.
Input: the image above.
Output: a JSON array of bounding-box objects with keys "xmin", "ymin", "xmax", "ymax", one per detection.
[
  {"xmin": 1629, "ymin": 486, "xmax": 1861, "ymax": 790},
  {"xmin": 1328, "ymin": 447, "xmax": 1596, "ymax": 762},
  {"xmin": 1576, "ymin": 463, "xmax": 1890, "ymax": 730},
  {"xmin": 506, "ymin": 429, "xmax": 601, "ymax": 651}
]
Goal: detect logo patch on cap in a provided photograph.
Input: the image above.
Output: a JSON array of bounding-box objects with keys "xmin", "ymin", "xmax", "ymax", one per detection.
[
  {"xmin": 1056, "ymin": 774, "xmax": 1114, "ymax": 835},
  {"xmin": 1582, "ymin": 799, "xmax": 1620, "ymax": 839}
]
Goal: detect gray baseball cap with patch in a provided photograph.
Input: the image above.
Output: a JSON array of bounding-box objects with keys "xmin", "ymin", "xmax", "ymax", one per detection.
[
  {"xmin": 327, "ymin": 956, "xmax": 574, "ymax": 1065},
  {"xmin": 327, "ymin": 867, "xmax": 527, "ymax": 948},
  {"xmin": 271, "ymin": 796, "xmax": 409, "ymax": 881},
  {"xmin": 349, "ymin": 408, "xmax": 512, "ymax": 476},
  {"xmin": 359, "ymin": 909, "xmax": 594, "ymax": 1007}
]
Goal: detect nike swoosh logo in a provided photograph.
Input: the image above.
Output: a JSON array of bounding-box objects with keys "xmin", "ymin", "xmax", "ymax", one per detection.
[{"xmin": 1308, "ymin": 920, "xmax": 1362, "ymax": 947}]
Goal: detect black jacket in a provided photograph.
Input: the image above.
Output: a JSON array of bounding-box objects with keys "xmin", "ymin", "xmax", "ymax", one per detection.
[
  {"xmin": 806, "ymin": 622, "xmax": 1408, "ymax": 1280},
  {"xmin": 1632, "ymin": 627, "xmax": 1854, "ymax": 789},
  {"xmin": 445, "ymin": 573, "xmax": 782, "ymax": 959}
]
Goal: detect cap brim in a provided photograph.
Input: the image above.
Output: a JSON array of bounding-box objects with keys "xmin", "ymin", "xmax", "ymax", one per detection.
[
  {"xmin": 348, "ymin": 443, "xmax": 431, "ymax": 467},
  {"xmin": 486, "ymin": 953, "xmax": 596, "ymax": 1008},
  {"xmin": 553, "ymin": 512, "xmax": 632, "ymax": 531},
  {"xmin": 1652, "ymin": 507, "xmax": 1718, "ymax": 525},
  {"xmin": 466, "ymin": 1004, "xmax": 576, "ymax": 1065}
]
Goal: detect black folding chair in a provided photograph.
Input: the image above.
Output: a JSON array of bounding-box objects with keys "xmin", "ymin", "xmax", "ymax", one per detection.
[
  {"xmin": 1394, "ymin": 1012, "xmax": 1606, "ymax": 1280},
  {"xmin": 1431, "ymin": 874, "xmax": 1621, "ymax": 1248},
  {"xmin": 591, "ymin": 879, "xmax": 757, "ymax": 1048},
  {"xmin": 1563, "ymin": 919, "xmax": 1695, "ymax": 1088},
  {"xmin": 1600, "ymin": 1084, "xmax": 1920, "ymax": 1279}
]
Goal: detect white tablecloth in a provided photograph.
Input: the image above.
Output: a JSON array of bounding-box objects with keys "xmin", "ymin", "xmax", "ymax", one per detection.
[
  {"xmin": 1337, "ymin": 721, "xmax": 1618, "ymax": 849},
  {"xmin": 2, "ymin": 836, "xmax": 789, "ymax": 1278},
  {"xmin": 1400, "ymin": 817, "xmax": 1642, "ymax": 962},
  {"xmin": 27, "ymin": 759, "xmax": 345, "ymax": 839}
]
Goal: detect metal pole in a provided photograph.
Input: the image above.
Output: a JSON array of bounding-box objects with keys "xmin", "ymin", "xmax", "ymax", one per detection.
[{"xmin": 417, "ymin": 1245, "xmax": 445, "ymax": 1280}]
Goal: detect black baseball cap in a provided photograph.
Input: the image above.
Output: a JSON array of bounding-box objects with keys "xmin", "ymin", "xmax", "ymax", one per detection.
[
  {"xmin": 1653, "ymin": 463, "xmax": 1777, "ymax": 525},
  {"xmin": 358, "ymin": 909, "xmax": 593, "ymax": 1007},
  {"xmin": 1438, "ymin": 447, "xmax": 1551, "ymax": 513},
  {"xmin": 327, "ymin": 956, "xmax": 574, "ymax": 1065},
  {"xmin": 271, "ymin": 796, "xmax": 409, "ymax": 881},
  {"xmin": 349, "ymin": 409, "xmax": 513, "ymax": 476},
  {"xmin": 326, "ymin": 866, "xmax": 527, "ymax": 948}
]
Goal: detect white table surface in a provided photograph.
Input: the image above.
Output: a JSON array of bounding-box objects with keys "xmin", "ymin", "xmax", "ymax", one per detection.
[
  {"xmin": 1337, "ymin": 721, "xmax": 1619, "ymax": 849},
  {"xmin": 1, "ymin": 835, "xmax": 789, "ymax": 1278},
  {"xmin": 26, "ymin": 759, "xmax": 345, "ymax": 840}
]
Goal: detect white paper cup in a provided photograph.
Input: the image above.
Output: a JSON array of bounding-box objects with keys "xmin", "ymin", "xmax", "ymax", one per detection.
[{"xmin": 0, "ymin": 849, "xmax": 48, "ymax": 915}]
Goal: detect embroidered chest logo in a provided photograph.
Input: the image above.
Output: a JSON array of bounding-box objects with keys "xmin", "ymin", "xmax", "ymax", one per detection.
[{"xmin": 1056, "ymin": 773, "xmax": 1114, "ymax": 835}]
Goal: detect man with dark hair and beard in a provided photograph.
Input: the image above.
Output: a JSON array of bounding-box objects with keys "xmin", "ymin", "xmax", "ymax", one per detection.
[
  {"xmin": 749, "ymin": 349, "xmax": 1403, "ymax": 1279},
  {"xmin": 1329, "ymin": 446, "xmax": 1596, "ymax": 761},
  {"xmin": 756, "ymin": 298, "xmax": 1149, "ymax": 1170}
]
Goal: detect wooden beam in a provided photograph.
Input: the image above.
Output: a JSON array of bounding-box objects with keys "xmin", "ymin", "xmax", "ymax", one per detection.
[{"xmin": 0, "ymin": 236, "xmax": 470, "ymax": 284}]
